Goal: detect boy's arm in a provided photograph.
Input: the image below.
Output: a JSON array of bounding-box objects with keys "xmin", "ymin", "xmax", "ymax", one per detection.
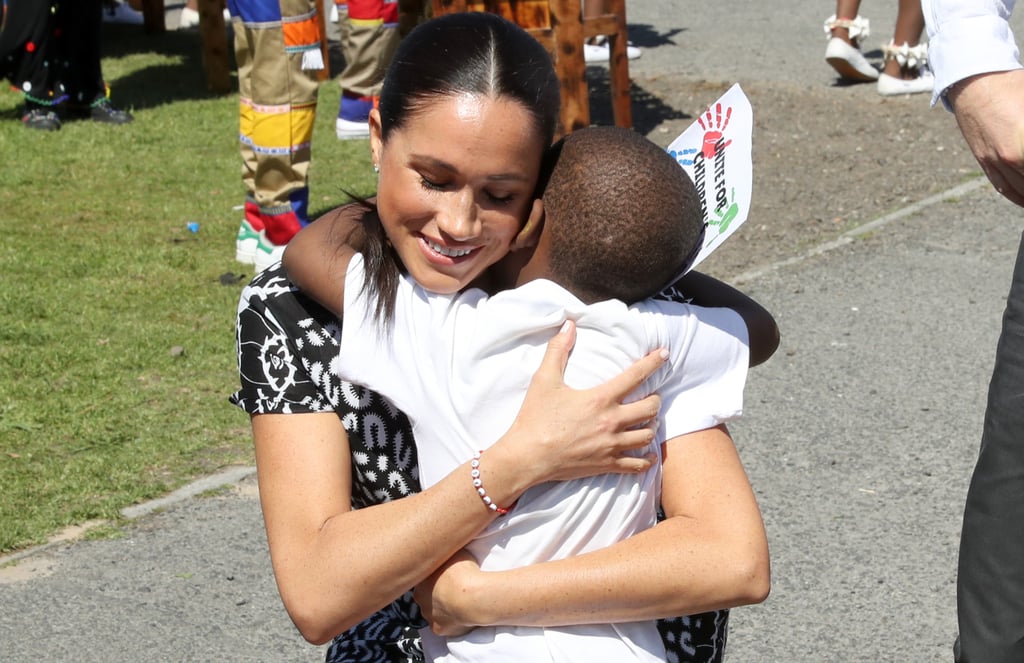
[
  {"xmin": 659, "ymin": 271, "xmax": 780, "ymax": 367},
  {"xmin": 281, "ymin": 202, "xmax": 369, "ymax": 316}
]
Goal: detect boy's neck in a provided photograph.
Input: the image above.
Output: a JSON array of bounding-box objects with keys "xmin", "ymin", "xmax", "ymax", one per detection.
[{"xmin": 489, "ymin": 244, "xmax": 554, "ymax": 293}]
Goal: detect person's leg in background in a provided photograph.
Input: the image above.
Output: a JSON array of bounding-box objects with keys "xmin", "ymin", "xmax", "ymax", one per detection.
[
  {"xmin": 180, "ymin": 0, "xmax": 229, "ymax": 29},
  {"xmin": 0, "ymin": 0, "xmax": 63, "ymax": 130},
  {"xmin": 825, "ymin": 0, "xmax": 932, "ymax": 96},
  {"xmin": 582, "ymin": 0, "xmax": 640, "ymax": 65},
  {"xmin": 333, "ymin": 0, "xmax": 399, "ymax": 140},
  {"xmin": 230, "ymin": 0, "xmax": 323, "ymax": 271},
  {"xmin": 875, "ymin": 0, "xmax": 933, "ymax": 96},
  {"xmin": 955, "ymin": 235, "xmax": 1024, "ymax": 663},
  {"xmin": 232, "ymin": 0, "xmax": 261, "ymax": 265},
  {"xmin": 59, "ymin": 0, "xmax": 133, "ymax": 123},
  {"xmin": 823, "ymin": 0, "xmax": 878, "ymax": 82},
  {"xmin": 101, "ymin": 0, "xmax": 144, "ymax": 24}
]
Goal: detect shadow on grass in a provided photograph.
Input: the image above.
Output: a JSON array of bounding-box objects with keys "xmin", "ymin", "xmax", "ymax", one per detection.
[{"xmin": 101, "ymin": 23, "xmax": 237, "ymax": 110}]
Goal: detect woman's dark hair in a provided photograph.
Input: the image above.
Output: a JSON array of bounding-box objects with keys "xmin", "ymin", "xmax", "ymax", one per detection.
[
  {"xmin": 360, "ymin": 12, "xmax": 561, "ymax": 324},
  {"xmin": 378, "ymin": 12, "xmax": 560, "ymax": 144}
]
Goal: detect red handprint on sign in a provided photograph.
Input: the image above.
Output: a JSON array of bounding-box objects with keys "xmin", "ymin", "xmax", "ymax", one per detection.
[{"xmin": 697, "ymin": 103, "xmax": 733, "ymax": 158}]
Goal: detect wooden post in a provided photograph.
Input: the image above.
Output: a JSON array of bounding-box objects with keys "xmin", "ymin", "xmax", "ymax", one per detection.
[
  {"xmin": 197, "ymin": 0, "xmax": 232, "ymax": 93},
  {"xmin": 603, "ymin": 0, "xmax": 631, "ymax": 129},
  {"xmin": 548, "ymin": 0, "xmax": 589, "ymax": 134},
  {"xmin": 315, "ymin": 1, "xmax": 331, "ymax": 81},
  {"xmin": 139, "ymin": 0, "xmax": 166, "ymax": 33}
]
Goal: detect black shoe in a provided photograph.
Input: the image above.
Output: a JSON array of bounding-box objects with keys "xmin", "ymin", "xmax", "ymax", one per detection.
[
  {"xmin": 88, "ymin": 99, "xmax": 133, "ymax": 125},
  {"xmin": 21, "ymin": 107, "xmax": 61, "ymax": 131}
]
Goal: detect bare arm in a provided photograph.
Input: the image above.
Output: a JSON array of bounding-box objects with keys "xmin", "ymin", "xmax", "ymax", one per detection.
[
  {"xmin": 255, "ymin": 322, "xmax": 668, "ymax": 644},
  {"xmin": 946, "ymin": 70, "xmax": 1024, "ymax": 208},
  {"xmin": 415, "ymin": 424, "xmax": 770, "ymax": 633},
  {"xmin": 667, "ymin": 270, "xmax": 781, "ymax": 367},
  {"xmin": 281, "ymin": 203, "xmax": 369, "ymax": 316}
]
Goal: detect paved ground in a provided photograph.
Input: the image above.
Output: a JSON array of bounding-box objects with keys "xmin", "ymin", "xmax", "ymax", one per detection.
[{"xmin": 3, "ymin": 2, "xmax": 1024, "ymax": 662}]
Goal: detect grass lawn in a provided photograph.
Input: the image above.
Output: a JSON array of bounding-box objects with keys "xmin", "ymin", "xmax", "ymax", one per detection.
[{"xmin": 0, "ymin": 24, "xmax": 375, "ymax": 553}]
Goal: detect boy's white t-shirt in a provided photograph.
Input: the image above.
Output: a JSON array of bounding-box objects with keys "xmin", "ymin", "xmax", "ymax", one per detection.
[{"xmin": 338, "ymin": 253, "xmax": 749, "ymax": 663}]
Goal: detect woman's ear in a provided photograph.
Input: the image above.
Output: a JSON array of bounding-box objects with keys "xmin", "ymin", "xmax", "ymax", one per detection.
[
  {"xmin": 512, "ymin": 199, "xmax": 545, "ymax": 251},
  {"xmin": 369, "ymin": 108, "xmax": 383, "ymax": 169}
]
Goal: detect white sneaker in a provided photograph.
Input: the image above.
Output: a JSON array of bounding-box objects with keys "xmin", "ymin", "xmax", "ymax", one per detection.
[
  {"xmin": 583, "ymin": 38, "xmax": 641, "ymax": 64},
  {"xmin": 179, "ymin": 6, "xmax": 231, "ymax": 29},
  {"xmin": 236, "ymin": 219, "xmax": 260, "ymax": 265},
  {"xmin": 825, "ymin": 37, "xmax": 879, "ymax": 81},
  {"xmin": 336, "ymin": 117, "xmax": 370, "ymax": 140},
  {"xmin": 876, "ymin": 70, "xmax": 934, "ymax": 96},
  {"xmin": 253, "ymin": 231, "xmax": 286, "ymax": 273},
  {"xmin": 179, "ymin": 7, "xmax": 200, "ymax": 28},
  {"xmin": 103, "ymin": 1, "xmax": 144, "ymax": 24}
]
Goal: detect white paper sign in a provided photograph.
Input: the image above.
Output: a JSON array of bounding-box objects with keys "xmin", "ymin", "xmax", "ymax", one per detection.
[{"xmin": 665, "ymin": 83, "xmax": 753, "ymax": 271}]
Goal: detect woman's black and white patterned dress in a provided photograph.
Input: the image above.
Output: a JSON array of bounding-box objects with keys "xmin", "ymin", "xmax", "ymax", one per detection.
[{"xmin": 231, "ymin": 264, "xmax": 729, "ymax": 663}]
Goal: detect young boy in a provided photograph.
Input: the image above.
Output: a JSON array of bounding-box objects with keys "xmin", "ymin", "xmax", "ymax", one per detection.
[{"xmin": 284, "ymin": 126, "xmax": 761, "ymax": 662}]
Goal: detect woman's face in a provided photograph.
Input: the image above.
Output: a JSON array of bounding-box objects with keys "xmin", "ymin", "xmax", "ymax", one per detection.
[{"xmin": 369, "ymin": 93, "xmax": 547, "ymax": 295}]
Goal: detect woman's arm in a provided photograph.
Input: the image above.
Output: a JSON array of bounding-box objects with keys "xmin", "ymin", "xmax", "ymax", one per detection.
[
  {"xmin": 415, "ymin": 424, "xmax": 770, "ymax": 633},
  {"xmin": 255, "ymin": 322, "xmax": 669, "ymax": 644},
  {"xmin": 663, "ymin": 271, "xmax": 781, "ymax": 367}
]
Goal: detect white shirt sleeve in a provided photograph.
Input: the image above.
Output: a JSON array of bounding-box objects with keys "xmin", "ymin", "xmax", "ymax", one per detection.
[
  {"xmin": 649, "ymin": 304, "xmax": 750, "ymax": 438},
  {"xmin": 923, "ymin": 0, "xmax": 1022, "ymax": 108}
]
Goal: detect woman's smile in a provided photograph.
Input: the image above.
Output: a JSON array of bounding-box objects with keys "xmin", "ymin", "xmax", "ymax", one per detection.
[
  {"xmin": 421, "ymin": 236, "xmax": 478, "ymax": 260},
  {"xmin": 370, "ymin": 92, "xmax": 546, "ymax": 295}
]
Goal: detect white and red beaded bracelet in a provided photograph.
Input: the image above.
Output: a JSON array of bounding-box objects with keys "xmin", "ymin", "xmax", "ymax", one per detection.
[{"xmin": 470, "ymin": 450, "xmax": 514, "ymax": 516}]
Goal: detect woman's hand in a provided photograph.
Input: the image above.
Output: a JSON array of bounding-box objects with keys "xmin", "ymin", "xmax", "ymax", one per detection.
[
  {"xmin": 414, "ymin": 550, "xmax": 482, "ymax": 637},
  {"xmin": 252, "ymin": 323, "xmax": 666, "ymax": 643},
  {"xmin": 418, "ymin": 425, "xmax": 770, "ymax": 629},
  {"xmin": 483, "ymin": 320, "xmax": 667, "ymax": 502}
]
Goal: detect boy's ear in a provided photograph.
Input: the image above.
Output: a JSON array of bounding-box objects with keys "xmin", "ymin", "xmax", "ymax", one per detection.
[{"xmin": 512, "ymin": 199, "xmax": 544, "ymax": 251}]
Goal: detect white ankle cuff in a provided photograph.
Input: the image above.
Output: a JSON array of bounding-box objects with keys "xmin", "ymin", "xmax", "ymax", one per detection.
[
  {"xmin": 882, "ymin": 41, "xmax": 929, "ymax": 69},
  {"xmin": 824, "ymin": 14, "xmax": 870, "ymax": 43}
]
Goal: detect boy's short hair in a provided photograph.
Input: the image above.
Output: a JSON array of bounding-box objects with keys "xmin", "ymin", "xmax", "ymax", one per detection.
[{"xmin": 541, "ymin": 126, "xmax": 704, "ymax": 304}]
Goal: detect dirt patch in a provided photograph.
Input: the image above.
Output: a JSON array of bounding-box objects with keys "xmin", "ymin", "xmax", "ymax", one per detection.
[
  {"xmin": 0, "ymin": 520, "xmax": 107, "ymax": 584},
  {"xmin": 595, "ymin": 75, "xmax": 983, "ymax": 281},
  {"xmin": 0, "ymin": 556, "xmax": 59, "ymax": 584}
]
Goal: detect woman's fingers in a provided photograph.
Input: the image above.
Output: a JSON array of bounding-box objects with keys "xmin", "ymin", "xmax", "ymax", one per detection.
[
  {"xmin": 611, "ymin": 451, "xmax": 657, "ymax": 474},
  {"xmin": 598, "ymin": 348, "xmax": 669, "ymax": 401},
  {"xmin": 535, "ymin": 325, "xmax": 665, "ymax": 400},
  {"xmin": 501, "ymin": 326, "xmax": 667, "ymax": 485},
  {"xmin": 617, "ymin": 392, "xmax": 662, "ymax": 432},
  {"xmin": 534, "ymin": 320, "xmax": 577, "ymax": 385}
]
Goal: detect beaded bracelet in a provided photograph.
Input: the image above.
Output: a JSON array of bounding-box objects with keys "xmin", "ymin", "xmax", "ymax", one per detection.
[{"xmin": 470, "ymin": 450, "xmax": 513, "ymax": 516}]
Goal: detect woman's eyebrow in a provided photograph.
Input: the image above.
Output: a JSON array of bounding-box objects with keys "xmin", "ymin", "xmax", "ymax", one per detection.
[
  {"xmin": 410, "ymin": 155, "xmax": 531, "ymax": 182},
  {"xmin": 486, "ymin": 173, "xmax": 532, "ymax": 183}
]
